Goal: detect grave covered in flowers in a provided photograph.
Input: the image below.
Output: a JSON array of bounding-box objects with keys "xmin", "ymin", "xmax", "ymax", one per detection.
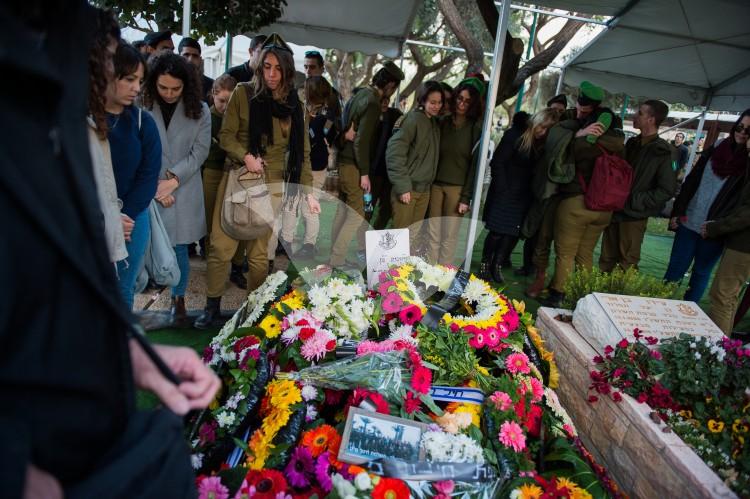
[{"xmin": 188, "ymin": 259, "xmax": 623, "ymax": 498}]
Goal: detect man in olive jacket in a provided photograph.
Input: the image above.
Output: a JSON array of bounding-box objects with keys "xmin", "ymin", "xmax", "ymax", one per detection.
[
  {"xmin": 330, "ymin": 62, "xmax": 404, "ymax": 267},
  {"xmin": 600, "ymin": 100, "xmax": 677, "ymax": 272}
]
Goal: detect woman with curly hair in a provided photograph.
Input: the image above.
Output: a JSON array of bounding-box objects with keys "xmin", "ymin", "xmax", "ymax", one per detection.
[
  {"xmin": 143, "ymin": 51, "xmax": 210, "ymax": 326},
  {"xmin": 195, "ymin": 34, "xmax": 318, "ymax": 329},
  {"xmin": 87, "ymin": 9, "xmax": 127, "ymax": 264}
]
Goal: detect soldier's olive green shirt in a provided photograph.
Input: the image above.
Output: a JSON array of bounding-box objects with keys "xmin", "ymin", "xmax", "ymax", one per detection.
[
  {"xmin": 434, "ymin": 116, "xmax": 482, "ymax": 203},
  {"xmin": 219, "ymin": 84, "xmax": 312, "ymax": 189},
  {"xmin": 386, "ymin": 109, "xmax": 441, "ymax": 195},
  {"xmin": 338, "ymin": 85, "xmax": 381, "ymax": 175}
]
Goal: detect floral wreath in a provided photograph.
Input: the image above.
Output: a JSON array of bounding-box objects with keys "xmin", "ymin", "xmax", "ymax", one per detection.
[{"xmin": 377, "ymin": 258, "xmax": 520, "ymax": 352}]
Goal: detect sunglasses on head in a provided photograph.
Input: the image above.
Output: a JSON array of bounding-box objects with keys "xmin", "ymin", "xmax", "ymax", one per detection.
[
  {"xmin": 735, "ymin": 123, "xmax": 750, "ymax": 134},
  {"xmin": 305, "ymin": 50, "xmax": 322, "ymax": 58}
]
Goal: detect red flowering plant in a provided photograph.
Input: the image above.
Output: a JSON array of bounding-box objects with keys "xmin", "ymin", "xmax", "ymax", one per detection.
[{"xmin": 587, "ymin": 328, "xmax": 677, "ymax": 413}]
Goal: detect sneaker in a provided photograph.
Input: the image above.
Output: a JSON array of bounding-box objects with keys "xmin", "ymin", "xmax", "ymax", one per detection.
[{"xmin": 296, "ymin": 243, "xmax": 316, "ymax": 259}]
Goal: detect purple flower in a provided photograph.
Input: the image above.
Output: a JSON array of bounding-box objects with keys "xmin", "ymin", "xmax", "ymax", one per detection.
[
  {"xmin": 314, "ymin": 451, "xmax": 334, "ymax": 492},
  {"xmin": 284, "ymin": 446, "xmax": 314, "ymax": 488},
  {"xmin": 198, "ymin": 420, "xmax": 218, "ymax": 446}
]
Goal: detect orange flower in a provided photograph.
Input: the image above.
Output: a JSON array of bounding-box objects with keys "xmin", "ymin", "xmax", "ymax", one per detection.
[
  {"xmin": 348, "ymin": 465, "xmax": 366, "ymax": 476},
  {"xmin": 372, "ymin": 477, "xmax": 410, "ymax": 499},
  {"xmin": 301, "ymin": 424, "xmax": 341, "ymax": 457}
]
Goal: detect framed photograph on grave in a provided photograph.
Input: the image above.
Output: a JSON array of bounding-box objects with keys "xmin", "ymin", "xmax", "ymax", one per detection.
[{"xmin": 339, "ymin": 407, "xmax": 427, "ymax": 465}]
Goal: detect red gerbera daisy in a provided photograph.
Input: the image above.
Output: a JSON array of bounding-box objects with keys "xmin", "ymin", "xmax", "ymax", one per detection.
[
  {"xmin": 245, "ymin": 469, "xmax": 287, "ymax": 499},
  {"xmin": 372, "ymin": 477, "xmax": 410, "ymax": 499}
]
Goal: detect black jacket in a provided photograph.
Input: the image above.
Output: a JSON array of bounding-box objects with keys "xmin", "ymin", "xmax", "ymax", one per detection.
[
  {"xmin": 226, "ymin": 61, "xmax": 253, "ymax": 83},
  {"xmin": 0, "ymin": 3, "xmax": 136, "ymax": 496},
  {"xmin": 483, "ymin": 126, "xmax": 540, "ymax": 236},
  {"xmin": 671, "ymin": 145, "xmax": 748, "ymax": 222}
]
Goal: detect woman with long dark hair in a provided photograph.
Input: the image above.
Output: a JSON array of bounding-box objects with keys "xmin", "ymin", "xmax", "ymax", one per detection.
[
  {"xmin": 386, "ymin": 80, "xmax": 443, "ymax": 251},
  {"xmin": 665, "ymin": 109, "xmax": 750, "ymax": 302},
  {"xmin": 425, "ymin": 79, "xmax": 483, "ymax": 265},
  {"xmin": 106, "ymin": 42, "xmax": 162, "ymax": 310},
  {"xmin": 195, "ymin": 34, "xmax": 318, "ymax": 329},
  {"xmin": 143, "ymin": 52, "xmax": 211, "ymax": 326},
  {"xmin": 481, "ymin": 109, "xmax": 558, "ymax": 282}
]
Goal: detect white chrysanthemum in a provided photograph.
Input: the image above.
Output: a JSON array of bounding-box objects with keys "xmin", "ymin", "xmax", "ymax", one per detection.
[
  {"xmin": 215, "ymin": 411, "xmax": 236, "ymax": 428},
  {"xmin": 332, "ymin": 473, "xmax": 356, "ymax": 497},
  {"xmin": 306, "ymin": 404, "xmax": 318, "ymax": 420},
  {"xmin": 695, "ymin": 352, "xmax": 702, "ymax": 360},
  {"xmin": 354, "ymin": 472, "xmax": 372, "ymax": 491},
  {"xmin": 191, "ymin": 453, "xmax": 203, "ymax": 470},
  {"xmin": 307, "ymin": 285, "xmax": 331, "ymax": 308},
  {"xmin": 220, "ymin": 349, "xmax": 236, "ymax": 363},
  {"xmin": 463, "ymin": 278, "xmax": 487, "ymax": 303},
  {"xmin": 301, "ymin": 384, "xmax": 318, "ymax": 401},
  {"xmin": 389, "ymin": 323, "xmax": 417, "ymax": 346},
  {"xmin": 224, "ymin": 392, "xmax": 244, "ymax": 410}
]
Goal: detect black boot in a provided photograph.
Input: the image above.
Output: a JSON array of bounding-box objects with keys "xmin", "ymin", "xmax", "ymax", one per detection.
[
  {"xmin": 229, "ymin": 263, "xmax": 247, "ymax": 289},
  {"xmin": 170, "ymin": 296, "xmax": 188, "ymax": 328},
  {"xmin": 540, "ymin": 289, "xmax": 565, "ymax": 308},
  {"xmin": 491, "ymin": 260, "xmax": 505, "ymax": 284},
  {"xmin": 194, "ymin": 297, "xmax": 221, "ymax": 329}
]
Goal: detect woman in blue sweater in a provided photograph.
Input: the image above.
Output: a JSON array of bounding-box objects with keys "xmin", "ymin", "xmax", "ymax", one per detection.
[{"xmin": 105, "ymin": 42, "xmax": 162, "ymax": 309}]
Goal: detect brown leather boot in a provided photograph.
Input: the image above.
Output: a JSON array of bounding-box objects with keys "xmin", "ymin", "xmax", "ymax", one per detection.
[
  {"xmin": 525, "ymin": 269, "xmax": 547, "ymax": 298},
  {"xmin": 171, "ymin": 296, "xmax": 188, "ymax": 327}
]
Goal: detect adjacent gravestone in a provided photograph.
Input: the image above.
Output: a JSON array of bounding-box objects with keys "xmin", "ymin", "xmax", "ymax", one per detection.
[
  {"xmin": 365, "ymin": 229, "xmax": 410, "ymax": 289},
  {"xmin": 573, "ymin": 292, "xmax": 724, "ymax": 352}
]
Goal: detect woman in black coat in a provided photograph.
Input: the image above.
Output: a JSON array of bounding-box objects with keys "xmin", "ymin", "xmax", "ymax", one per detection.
[{"xmin": 481, "ymin": 109, "xmax": 557, "ymax": 282}]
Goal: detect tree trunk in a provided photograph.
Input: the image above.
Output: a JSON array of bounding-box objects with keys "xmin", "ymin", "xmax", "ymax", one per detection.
[{"xmin": 437, "ymin": 0, "xmax": 485, "ymax": 72}]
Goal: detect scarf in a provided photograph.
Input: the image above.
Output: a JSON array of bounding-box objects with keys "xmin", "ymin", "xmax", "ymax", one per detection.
[
  {"xmin": 247, "ymin": 87, "xmax": 305, "ymax": 206},
  {"xmin": 710, "ymin": 138, "xmax": 748, "ymax": 178}
]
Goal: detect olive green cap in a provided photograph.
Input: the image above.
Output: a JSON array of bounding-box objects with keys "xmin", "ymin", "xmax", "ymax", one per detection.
[
  {"xmin": 579, "ymin": 80, "xmax": 604, "ymax": 102},
  {"xmin": 382, "ymin": 61, "xmax": 405, "ymax": 81}
]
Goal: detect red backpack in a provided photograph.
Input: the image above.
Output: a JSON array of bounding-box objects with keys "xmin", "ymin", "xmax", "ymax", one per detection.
[{"xmin": 578, "ymin": 144, "xmax": 633, "ymax": 211}]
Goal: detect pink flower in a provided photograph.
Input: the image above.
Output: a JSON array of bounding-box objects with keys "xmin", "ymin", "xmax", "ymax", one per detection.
[
  {"xmin": 356, "ymin": 339, "xmax": 396, "ymax": 355},
  {"xmin": 411, "ymin": 366, "xmax": 432, "ymax": 394},
  {"xmin": 604, "ymin": 345, "xmax": 614, "ymax": 355},
  {"xmin": 382, "ymin": 293, "xmax": 404, "ymax": 313},
  {"xmin": 398, "ymin": 304, "xmax": 423, "ymax": 325},
  {"xmin": 505, "ymin": 352, "xmax": 531, "ymax": 375},
  {"xmin": 504, "ymin": 310, "xmax": 519, "ymax": 331},
  {"xmin": 526, "ymin": 377, "xmax": 544, "ymax": 403},
  {"xmin": 408, "ymin": 350, "xmax": 423, "ymax": 368},
  {"xmin": 498, "ymin": 421, "xmax": 526, "ymax": 452},
  {"xmin": 617, "ymin": 338, "xmax": 629, "ymax": 349},
  {"xmin": 434, "ymin": 480, "xmax": 455, "ymax": 495},
  {"xmin": 485, "ymin": 328, "xmax": 500, "ymax": 347},
  {"xmin": 612, "ymin": 391, "xmax": 623, "ymax": 402},
  {"xmin": 449, "ymin": 323, "xmax": 460, "ymax": 332},
  {"xmin": 378, "ymin": 280, "xmax": 397, "ymax": 295},
  {"xmin": 496, "ymin": 323, "xmax": 510, "ymax": 339},
  {"xmin": 389, "ymin": 268, "xmax": 400, "ymax": 277},
  {"xmin": 650, "ymin": 350, "xmax": 662, "ymax": 360},
  {"xmin": 198, "ymin": 476, "xmax": 229, "ymax": 499},
  {"xmin": 645, "ymin": 336, "xmax": 658, "ymax": 345},
  {"xmin": 489, "ymin": 391, "xmax": 512, "ymax": 411},
  {"xmin": 468, "ymin": 331, "xmax": 486, "ymax": 349},
  {"xmin": 300, "ymin": 330, "xmax": 335, "ymax": 362}
]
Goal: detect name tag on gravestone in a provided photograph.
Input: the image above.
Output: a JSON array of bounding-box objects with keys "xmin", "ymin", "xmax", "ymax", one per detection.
[
  {"xmin": 572, "ymin": 292, "xmax": 724, "ymax": 352},
  {"xmin": 365, "ymin": 229, "xmax": 410, "ymax": 289}
]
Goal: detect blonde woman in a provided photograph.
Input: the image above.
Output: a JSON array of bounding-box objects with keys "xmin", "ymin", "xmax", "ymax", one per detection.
[{"xmin": 480, "ymin": 109, "xmax": 558, "ymax": 283}]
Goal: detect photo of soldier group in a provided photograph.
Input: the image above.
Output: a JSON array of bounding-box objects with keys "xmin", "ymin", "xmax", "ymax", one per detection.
[{"xmin": 342, "ymin": 409, "xmax": 424, "ymax": 463}]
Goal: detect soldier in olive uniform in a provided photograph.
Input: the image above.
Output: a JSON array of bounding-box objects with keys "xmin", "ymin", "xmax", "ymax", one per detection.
[{"xmin": 329, "ymin": 62, "xmax": 404, "ymax": 267}]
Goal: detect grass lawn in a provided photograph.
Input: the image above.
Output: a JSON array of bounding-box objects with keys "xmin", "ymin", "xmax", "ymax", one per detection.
[{"xmin": 141, "ymin": 211, "xmax": 749, "ymax": 407}]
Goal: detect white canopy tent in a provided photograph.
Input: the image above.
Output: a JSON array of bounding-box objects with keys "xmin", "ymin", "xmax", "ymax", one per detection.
[
  {"xmin": 247, "ymin": 0, "xmax": 422, "ymax": 58},
  {"xmin": 555, "ymin": 0, "xmax": 750, "ymax": 113}
]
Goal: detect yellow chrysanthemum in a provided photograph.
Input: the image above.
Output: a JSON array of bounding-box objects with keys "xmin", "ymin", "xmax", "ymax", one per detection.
[
  {"xmin": 512, "ymin": 299, "xmax": 526, "ymax": 315},
  {"xmin": 452, "ymin": 402, "xmax": 481, "ymax": 427},
  {"xmin": 396, "ymin": 280, "xmax": 410, "ymax": 292},
  {"xmin": 268, "ymin": 379, "xmax": 302, "ymax": 408},
  {"xmin": 555, "ymin": 477, "xmax": 579, "ymax": 490},
  {"xmin": 476, "ymin": 365, "xmax": 490, "ymax": 376},
  {"xmin": 259, "ymin": 314, "xmax": 282, "ymax": 338},
  {"xmin": 570, "ymin": 488, "xmax": 593, "ymax": 499},
  {"xmin": 516, "ymin": 483, "xmax": 543, "ymax": 499}
]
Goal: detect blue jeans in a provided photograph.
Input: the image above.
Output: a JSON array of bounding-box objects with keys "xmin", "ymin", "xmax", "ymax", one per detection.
[
  {"xmin": 172, "ymin": 244, "xmax": 190, "ymax": 297},
  {"xmin": 664, "ymin": 224, "xmax": 724, "ymax": 302},
  {"xmin": 116, "ymin": 209, "xmax": 150, "ymax": 310}
]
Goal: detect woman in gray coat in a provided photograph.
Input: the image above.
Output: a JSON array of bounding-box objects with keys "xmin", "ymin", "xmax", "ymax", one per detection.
[{"xmin": 144, "ymin": 52, "xmax": 211, "ymax": 325}]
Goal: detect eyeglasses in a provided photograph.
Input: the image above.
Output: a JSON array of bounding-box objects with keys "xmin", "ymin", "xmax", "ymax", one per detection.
[
  {"xmin": 455, "ymin": 95, "xmax": 471, "ymax": 104},
  {"xmin": 305, "ymin": 50, "xmax": 322, "ymax": 58},
  {"xmin": 735, "ymin": 124, "xmax": 750, "ymax": 134}
]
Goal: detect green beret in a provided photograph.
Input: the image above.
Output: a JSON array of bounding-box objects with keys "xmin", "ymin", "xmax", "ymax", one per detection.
[
  {"xmin": 382, "ymin": 61, "xmax": 405, "ymax": 82},
  {"xmin": 579, "ymin": 80, "xmax": 604, "ymax": 102},
  {"xmin": 460, "ymin": 77, "xmax": 486, "ymax": 97}
]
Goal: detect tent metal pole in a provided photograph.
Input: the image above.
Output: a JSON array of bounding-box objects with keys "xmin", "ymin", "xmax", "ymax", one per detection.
[
  {"xmin": 463, "ymin": 0, "xmax": 512, "ymax": 272},
  {"xmin": 620, "ymin": 95, "xmax": 629, "ymax": 121},
  {"xmin": 405, "ymin": 39, "xmax": 495, "ymax": 58},
  {"xmin": 224, "ymin": 33, "xmax": 233, "ymax": 72},
  {"xmin": 686, "ymin": 108, "xmax": 707, "ymax": 176},
  {"xmin": 514, "ymin": 11, "xmax": 538, "ymax": 113},
  {"xmin": 182, "ymin": 0, "xmax": 191, "ymax": 36},
  {"xmin": 658, "ymin": 114, "xmax": 701, "ymax": 135},
  {"xmin": 555, "ymin": 67, "xmax": 566, "ymax": 94}
]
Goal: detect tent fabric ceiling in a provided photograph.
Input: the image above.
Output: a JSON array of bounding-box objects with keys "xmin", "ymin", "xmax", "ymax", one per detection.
[
  {"xmin": 253, "ymin": 0, "xmax": 421, "ymax": 58},
  {"xmin": 543, "ymin": 0, "xmax": 750, "ymax": 111}
]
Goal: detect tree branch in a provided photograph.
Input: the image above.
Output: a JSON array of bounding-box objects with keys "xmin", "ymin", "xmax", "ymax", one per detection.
[
  {"xmin": 356, "ymin": 54, "xmax": 379, "ymax": 88},
  {"xmin": 437, "ymin": 0, "xmax": 484, "ymax": 71}
]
